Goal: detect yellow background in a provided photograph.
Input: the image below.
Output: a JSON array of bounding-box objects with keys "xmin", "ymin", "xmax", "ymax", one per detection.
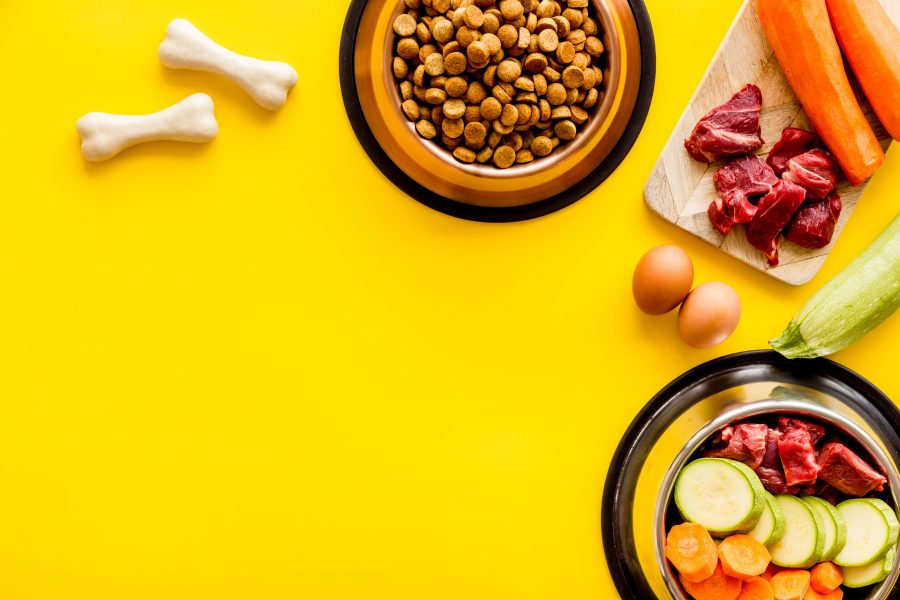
[{"xmin": 0, "ymin": 0, "xmax": 897, "ymax": 598}]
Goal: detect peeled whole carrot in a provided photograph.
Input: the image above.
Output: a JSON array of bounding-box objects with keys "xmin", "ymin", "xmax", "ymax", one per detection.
[
  {"xmin": 757, "ymin": 0, "xmax": 885, "ymax": 185},
  {"xmin": 810, "ymin": 562, "xmax": 843, "ymax": 593},
  {"xmin": 719, "ymin": 534, "xmax": 772, "ymax": 581},
  {"xmin": 770, "ymin": 569, "xmax": 810, "ymax": 600},
  {"xmin": 736, "ymin": 576, "xmax": 775, "ymax": 600},
  {"xmin": 804, "ymin": 586, "xmax": 844, "ymax": 600},
  {"xmin": 680, "ymin": 563, "xmax": 742, "ymax": 600},
  {"xmin": 666, "ymin": 523, "xmax": 719, "ymax": 583},
  {"xmin": 826, "ymin": 0, "xmax": 900, "ymax": 141}
]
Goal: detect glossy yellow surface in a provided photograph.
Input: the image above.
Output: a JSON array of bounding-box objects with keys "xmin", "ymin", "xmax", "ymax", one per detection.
[{"xmin": 0, "ymin": 1, "xmax": 896, "ymax": 598}]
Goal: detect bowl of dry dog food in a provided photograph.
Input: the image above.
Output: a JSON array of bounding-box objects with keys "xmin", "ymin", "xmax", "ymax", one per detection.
[
  {"xmin": 340, "ymin": 0, "xmax": 655, "ymax": 221},
  {"xmin": 601, "ymin": 351, "xmax": 900, "ymax": 599}
]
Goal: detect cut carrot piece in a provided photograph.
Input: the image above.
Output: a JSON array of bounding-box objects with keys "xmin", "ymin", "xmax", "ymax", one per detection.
[
  {"xmin": 757, "ymin": 0, "xmax": 884, "ymax": 185},
  {"xmin": 737, "ymin": 576, "xmax": 774, "ymax": 600},
  {"xmin": 826, "ymin": 0, "xmax": 900, "ymax": 141},
  {"xmin": 666, "ymin": 523, "xmax": 719, "ymax": 583},
  {"xmin": 770, "ymin": 569, "xmax": 810, "ymax": 600},
  {"xmin": 719, "ymin": 534, "xmax": 772, "ymax": 581},
  {"xmin": 761, "ymin": 562, "xmax": 783, "ymax": 583},
  {"xmin": 803, "ymin": 586, "xmax": 843, "ymax": 600},
  {"xmin": 810, "ymin": 562, "xmax": 842, "ymax": 593},
  {"xmin": 680, "ymin": 563, "xmax": 742, "ymax": 600}
]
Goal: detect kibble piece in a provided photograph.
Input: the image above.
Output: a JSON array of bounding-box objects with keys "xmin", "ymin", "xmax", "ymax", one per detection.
[
  {"xmin": 586, "ymin": 36, "xmax": 604, "ymax": 57},
  {"xmin": 443, "ymin": 98, "xmax": 467, "ymax": 119},
  {"xmin": 536, "ymin": 0, "xmax": 556, "ymax": 19},
  {"xmin": 464, "ymin": 121, "xmax": 487, "ymax": 146},
  {"xmin": 500, "ymin": 0, "xmax": 524, "ymax": 20},
  {"xmin": 513, "ymin": 77, "xmax": 535, "ymax": 92},
  {"xmin": 582, "ymin": 17, "xmax": 598, "ymax": 36},
  {"xmin": 533, "ymin": 73, "xmax": 548, "ymax": 95},
  {"xmin": 517, "ymin": 28, "xmax": 531, "ymax": 50},
  {"xmin": 537, "ymin": 29, "xmax": 559, "ymax": 52},
  {"xmin": 442, "ymin": 134, "xmax": 460, "ymax": 149},
  {"xmin": 523, "ymin": 52, "xmax": 548, "ymax": 73},
  {"xmin": 546, "ymin": 82, "xmax": 566, "ymax": 105},
  {"xmin": 433, "ymin": 19, "xmax": 456, "ymax": 43},
  {"xmin": 572, "ymin": 52, "xmax": 590, "ymax": 69},
  {"xmin": 416, "ymin": 22, "xmax": 432, "ymax": 44},
  {"xmin": 492, "ymin": 119, "xmax": 514, "ymax": 134},
  {"xmin": 563, "ymin": 8, "xmax": 583, "ymax": 28},
  {"xmin": 565, "ymin": 87, "xmax": 579, "ymax": 105},
  {"xmin": 492, "ymin": 84, "xmax": 513, "ymax": 104},
  {"xmin": 493, "ymin": 145, "xmax": 516, "ymax": 168},
  {"xmin": 482, "ymin": 13, "xmax": 500, "ymax": 34},
  {"xmin": 497, "ymin": 24, "xmax": 518, "ymax": 49},
  {"xmin": 401, "ymin": 99, "xmax": 420, "ymax": 121},
  {"xmin": 480, "ymin": 96, "xmax": 503, "ymax": 120},
  {"xmin": 497, "ymin": 60, "xmax": 522, "ymax": 83},
  {"xmin": 463, "ymin": 5, "xmax": 484, "ymax": 28},
  {"xmin": 456, "ymin": 26, "xmax": 479, "ymax": 48},
  {"xmin": 543, "ymin": 66, "xmax": 560, "ymax": 82},
  {"xmin": 570, "ymin": 105, "xmax": 589, "ymax": 125},
  {"xmin": 404, "ymin": 0, "xmax": 420, "ymax": 8},
  {"xmin": 466, "ymin": 81, "xmax": 488, "ymax": 103},
  {"xmin": 442, "ymin": 40, "xmax": 461, "ymax": 57},
  {"xmin": 413, "ymin": 64, "xmax": 426, "ymax": 87},
  {"xmin": 535, "ymin": 17, "xmax": 558, "ymax": 33},
  {"xmin": 424, "ymin": 53, "xmax": 446, "ymax": 77},
  {"xmin": 481, "ymin": 33, "xmax": 502, "ymax": 56},
  {"xmin": 394, "ymin": 14, "xmax": 417, "ymax": 37},
  {"xmin": 416, "ymin": 120, "xmax": 437, "ymax": 139},
  {"xmin": 483, "ymin": 65, "xmax": 498, "ymax": 86},
  {"xmin": 553, "ymin": 16, "xmax": 571, "ymax": 37},
  {"xmin": 515, "ymin": 103, "xmax": 532, "ymax": 125},
  {"xmin": 464, "ymin": 105, "xmax": 482, "ymax": 123},
  {"xmin": 453, "ymin": 146, "xmax": 477, "ymax": 163},
  {"xmin": 467, "ymin": 41, "xmax": 489, "ymax": 66},
  {"xmin": 444, "ymin": 51, "xmax": 468, "ymax": 75},
  {"xmin": 399, "ymin": 80, "xmax": 414, "ymax": 100},
  {"xmin": 425, "ymin": 87, "xmax": 448, "ymax": 104},
  {"xmin": 431, "ymin": 106, "xmax": 445, "ymax": 126},
  {"xmin": 582, "ymin": 67, "xmax": 597, "ymax": 90},
  {"xmin": 567, "ymin": 29, "xmax": 587, "ymax": 49},
  {"xmin": 531, "ymin": 135, "xmax": 553, "ymax": 156},
  {"xmin": 568, "ymin": 0, "xmax": 588, "ymax": 7},
  {"xmin": 550, "ymin": 105, "xmax": 572, "ymax": 120},
  {"xmin": 556, "ymin": 41, "xmax": 576, "ymax": 64},
  {"xmin": 445, "ymin": 76, "xmax": 468, "ymax": 98},
  {"xmin": 442, "ymin": 117, "xmax": 465, "ymax": 138},
  {"xmin": 516, "ymin": 91, "xmax": 538, "ymax": 103},
  {"xmin": 583, "ymin": 87, "xmax": 599, "ymax": 109},
  {"xmin": 500, "ymin": 103, "xmax": 519, "ymax": 127},
  {"xmin": 538, "ymin": 98, "xmax": 551, "ymax": 120},
  {"xmin": 433, "ymin": 0, "xmax": 451, "ymax": 12},
  {"xmin": 516, "ymin": 148, "xmax": 534, "ymax": 163},
  {"xmin": 393, "ymin": 57, "xmax": 408, "ymax": 79},
  {"xmin": 397, "ymin": 38, "xmax": 420, "ymax": 59},
  {"xmin": 561, "ymin": 65, "xmax": 584, "ymax": 89},
  {"xmin": 476, "ymin": 146, "xmax": 494, "ymax": 163},
  {"xmin": 502, "ymin": 132, "xmax": 523, "ymax": 152}
]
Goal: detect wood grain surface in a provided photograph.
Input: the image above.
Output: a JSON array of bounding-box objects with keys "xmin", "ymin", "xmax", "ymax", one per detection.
[{"xmin": 644, "ymin": 0, "xmax": 894, "ymax": 285}]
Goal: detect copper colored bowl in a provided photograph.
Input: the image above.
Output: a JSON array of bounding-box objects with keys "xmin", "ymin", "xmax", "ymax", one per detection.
[{"xmin": 340, "ymin": 0, "xmax": 655, "ymax": 222}]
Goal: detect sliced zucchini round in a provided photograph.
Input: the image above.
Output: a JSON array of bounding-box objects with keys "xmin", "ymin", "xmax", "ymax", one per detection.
[
  {"xmin": 843, "ymin": 546, "xmax": 896, "ymax": 588},
  {"xmin": 673, "ymin": 458, "xmax": 765, "ymax": 535},
  {"xmin": 749, "ymin": 491, "xmax": 786, "ymax": 546},
  {"xmin": 769, "ymin": 495, "xmax": 824, "ymax": 569},
  {"xmin": 803, "ymin": 496, "xmax": 846, "ymax": 562},
  {"xmin": 834, "ymin": 499, "xmax": 896, "ymax": 567}
]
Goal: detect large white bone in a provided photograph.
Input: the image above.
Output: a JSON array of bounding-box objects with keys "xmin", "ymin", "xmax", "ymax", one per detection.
[
  {"xmin": 159, "ymin": 19, "xmax": 298, "ymax": 110},
  {"xmin": 76, "ymin": 93, "xmax": 218, "ymax": 162}
]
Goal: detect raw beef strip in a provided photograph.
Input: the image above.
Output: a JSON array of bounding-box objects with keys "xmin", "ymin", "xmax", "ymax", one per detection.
[
  {"xmin": 685, "ymin": 84, "xmax": 765, "ymax": 163},
  {"xmin": 778, "ymin": 417, "xmax": 826, "ymax": 445},
  {"xmin": 755, "ymin": 429, "xmax": 799, "ymax": 495},
  {"xmin": 708, "ymin": 156, "xmax": 779, "ymax": 235},
  {"xmin": 785, "ymin": 193, "xmax": 843, "ymax": 249},
  {"xmin": 784, "ymin": 149, "xmax": 840, "ymax": 199},
  {"xmin": 766, "ymin": 127, "xmax": 819, "ymax": 176},
  {"xmin": 746, "ymin": 179, "xmax": 807, "ymax": 266},
  {"xmin": 818, "ymin": 442, "xmax": 887, "ymax": 497},
  {"xmin": 705, "ymin": 423, "xmax": 769, "ymax": 470},
  {"xmin": 778, "ymin": 427, "xmax": 820, "ymax": 486}
]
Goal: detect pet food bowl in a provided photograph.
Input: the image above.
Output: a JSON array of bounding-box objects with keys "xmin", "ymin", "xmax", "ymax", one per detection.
[
  {"xmin": 339, "ymin": 0, "xmax": 656, "ymax": 222},
  {"xmin": 602, "ymin": 351, "xmax": 900, "ymax": 599}
]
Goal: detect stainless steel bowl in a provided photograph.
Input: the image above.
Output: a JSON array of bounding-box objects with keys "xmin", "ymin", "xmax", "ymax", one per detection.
[
  {"xmin": 339, "ymin": 0, "xmax": 656, "ymax": 221},
  {"xmin": 602, "ymin": 351, "xmax": 900, "ymax": 599},
  {"xmin": 655, "ymin": 399, "xmax": 900, "ymax": 600}
]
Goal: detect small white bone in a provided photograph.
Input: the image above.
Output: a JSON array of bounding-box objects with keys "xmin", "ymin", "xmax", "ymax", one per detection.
[
  {"xmin": 76, "ymin": 93, "xmax": 218, "ymax": 162},
  {"xmin": 159, "ymin": 19, "xmax": 298, "ymax": 110}
]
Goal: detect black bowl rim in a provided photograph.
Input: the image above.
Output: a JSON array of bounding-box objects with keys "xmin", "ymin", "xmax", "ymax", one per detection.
[
  {"xmin": 338, "ymin": 0, "xmax": 657, "ymax": 223},
  {"xmin": 601, "ymin": 350, "xmax": 900, "ymax": 600}
]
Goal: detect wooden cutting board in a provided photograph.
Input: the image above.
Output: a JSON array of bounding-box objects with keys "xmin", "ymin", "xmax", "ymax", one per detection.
[{"xmin": 644, "ymin": 0, "xmax": 894, "ymax": 286}]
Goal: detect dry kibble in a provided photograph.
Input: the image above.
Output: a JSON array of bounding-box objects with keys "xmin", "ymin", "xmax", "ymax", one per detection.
[
  {"xmin": 394, "ymin": 0, "xmax": 605, "ymax": 168},
  {"xmin": 394, "ymin": 14, "xmax": 417, "ymax": 37},
  {"xmin": 493, "ymin": 145, "xmax": 516, "ymax": 168}
]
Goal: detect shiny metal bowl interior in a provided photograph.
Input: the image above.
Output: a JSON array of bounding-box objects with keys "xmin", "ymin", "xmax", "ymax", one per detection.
[
  {"xmin": 653, "ymin": 398, "xmax": 900, "ymax": 600},
  {"xmin": 354, "ymin": 0, "xmax": 644, "ymax": 207}
]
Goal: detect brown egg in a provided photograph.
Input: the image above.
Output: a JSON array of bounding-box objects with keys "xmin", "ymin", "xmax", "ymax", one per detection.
[
  {"xmin": 632, "ymin": 245, "xmax": 694, "ymax": 315},
  {"xmin": 677, "ymin": 282, "xmax": 742, "ymax": 348}
]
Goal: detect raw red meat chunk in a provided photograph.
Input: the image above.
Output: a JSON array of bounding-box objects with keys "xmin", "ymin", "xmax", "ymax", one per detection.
[
  {"xmin": 785, "ymin": 193, "xmax": 843, "ymax": 250},
  {"xmin": 778, "ymin": 417, "xmax": 826, "ymax": 445},
  {"xmin": 708, "ymin": 156, "xmax": 779, "ymax": 235},
  {"xmin": 766, "ymin": 127, "xmax": 819, "ymax": 176},
  {"xmin": 784, "ymin": 149, "xmax": 840, "ymax": 199},
  {"xmin": 746, "ymin": 179, "xmax": 808, "ymax": 265},
  {"xmin": 685, "ymin": 84, "xmax": 765, "ymax": 163},
  {"xmin": 705, "ymin": 423, "xmax": 769, "ymax": 469},
  {"xmin": 778, "ymin": 427, "xmax": 820, "ymax": 486},
  {"xmin": 755, "ymin": 429, "xmax": 799, "ymax": 495},
  {"xmin": 818, "ymin": 442, "xmax": 887, "ymax": 497}
]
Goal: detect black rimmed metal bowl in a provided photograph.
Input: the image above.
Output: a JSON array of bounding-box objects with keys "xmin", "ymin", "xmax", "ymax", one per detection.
[
  {"xmin": 339, "ymin": 0, "xmax": 656, "ymax": 222},
  {"xmin": 602, "ymin": 351, "xmax": 900, "ymax": 599}
]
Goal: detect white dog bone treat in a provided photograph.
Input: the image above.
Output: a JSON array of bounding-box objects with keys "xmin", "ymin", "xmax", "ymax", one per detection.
[
  {"xmin": 76, "ymin": 93, "xmax": 218, "ymax": 162},
  {"xmin": 159, "ymin": 18, "xmax": 298, "ymax": 110}
]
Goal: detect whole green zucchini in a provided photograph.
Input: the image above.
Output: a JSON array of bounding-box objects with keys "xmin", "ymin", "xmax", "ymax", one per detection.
[{"xmin": 771, "ymin": 214, "xmax": 900, "ymax": 358}]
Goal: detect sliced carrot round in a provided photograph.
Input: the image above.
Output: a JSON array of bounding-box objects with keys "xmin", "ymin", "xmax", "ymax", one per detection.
[
  {"xmin": 680, "ymin": 563, "xmax": 742, "ymax": 600},
  {"xmin": 666, "ymin": 523, "xmax": 719, "ymax": 583},
  {"xmin": 737, "ymin": 576, "xmax": 774, "ymax": 600},
  {"xmin": 719, "ymin": 534, "xmax": 772, "ymax": 580},
  {"xmin": 810, "ymin": 562, "xmax": 842, "ymax": 593}
]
